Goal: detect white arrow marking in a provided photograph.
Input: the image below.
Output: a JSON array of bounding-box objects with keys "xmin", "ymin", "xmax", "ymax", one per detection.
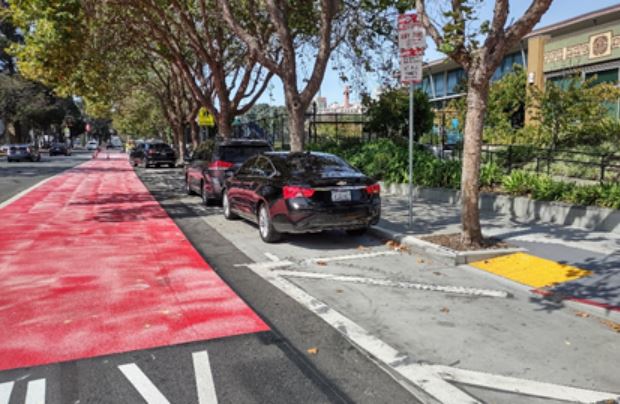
[
  {"xmin": 0, "ymin": 382, "xmax": 14, "ymax": 404},
  {"xmin": 118, "ymin": 364, "xmax": 170, "ymax": 404},
  {"xmin": 275, "ymin": 270, "xmax": 509, "ymax": 298},
  {"xmin": 192, "ymin": 351, "xmax": 218, "ymax": 404},
  {"xmin": 25, "ymin": 379, "xmax": 45, "ymax": 404}
]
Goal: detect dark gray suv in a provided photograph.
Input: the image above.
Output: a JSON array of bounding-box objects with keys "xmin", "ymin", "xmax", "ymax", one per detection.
[{"xmin": 184, "ymin": 139, "xmax": 272, "ymax": 205}]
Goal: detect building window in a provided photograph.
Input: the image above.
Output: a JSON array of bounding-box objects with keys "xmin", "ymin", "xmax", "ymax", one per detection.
[
  {"xmin": 447, "ymin": 69, "xmax": 465, "ymax": 95},
  {"xmin": 492, "ymin": 52, "xmax": 524, "ymax": 81},
  {"xmin": 433, "ymin": 72, "xmax": 445, "ymax": 97},
  {"xmin": 585, "ymin": 69, "xmax": 618, "ymax": 86},
  {"xmin": 421, "ymin": 77, "xmax": 432, "ymax": 97}
]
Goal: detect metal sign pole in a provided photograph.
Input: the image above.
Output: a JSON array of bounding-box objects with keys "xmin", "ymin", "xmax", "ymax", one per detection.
[{"xmin": 408, "ymin": 83, "xmax": 414, "ymax": 229}]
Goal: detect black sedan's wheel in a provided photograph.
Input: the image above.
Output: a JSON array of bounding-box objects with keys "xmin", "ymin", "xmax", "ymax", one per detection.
[
  {"xmin": 258, "ymin": 204, "xmax": 281, "ymax": 243},
  {"xmin": 222, "ymin": 191, "xmax": 238, "ymax": 220},
  {"xmin": 346, "ymin": 227, "xmax": 369, "ymax": 236}
]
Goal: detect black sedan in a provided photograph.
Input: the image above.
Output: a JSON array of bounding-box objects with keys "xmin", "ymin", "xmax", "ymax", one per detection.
[
  {"xmin": 223, "ymin": 152, "xmax": 381, "ymax": 242},
  {"xmin": 49, "ymin": 143, "xmax": 72, "ymax": 156}
]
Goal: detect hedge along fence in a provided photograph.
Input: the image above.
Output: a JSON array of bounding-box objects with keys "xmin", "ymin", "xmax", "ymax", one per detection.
[{"xmin": 308, "ymin": 138, "xmax": 620, "ymax": 210}]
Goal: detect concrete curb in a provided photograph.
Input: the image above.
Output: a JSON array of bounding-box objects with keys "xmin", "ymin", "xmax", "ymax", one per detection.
[
  {"xmin": 369, "ymin": 225, "xmax": 525, "ymax": 266},
  {"xmin": 371, "ymin": 225, "xmax": 620, "ymax": 323}
]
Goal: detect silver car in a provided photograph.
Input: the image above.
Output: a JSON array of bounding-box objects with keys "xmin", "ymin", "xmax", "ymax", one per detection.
[{"xmin": 6, "ymin": 144, "xmax": 41, "ymax": 162}]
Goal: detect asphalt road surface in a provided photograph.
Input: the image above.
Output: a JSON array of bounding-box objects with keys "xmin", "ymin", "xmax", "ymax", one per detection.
[
  {"xmin": 0, "ymin": 154, "xmax": 417, "ymax": 404},
  {"xmin": 0, "ymin": 150, "xmax": 91, "ymax": 203}
]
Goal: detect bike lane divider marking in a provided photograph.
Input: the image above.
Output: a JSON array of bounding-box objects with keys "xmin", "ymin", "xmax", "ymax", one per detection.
[
  {"xmin": 119, "ymin": 364, "xmax": 170, "ymax": 404},
  {"xmin": 25, "ymin": 379, "xmax": 46, "ymax": 404},
  {"xmin": 192, "ymin": 351, "xmax": 218, "ymax": 404},
  {"xmin": 0, "ymin": 156, "xmax": 268, "ymax": 372},
  {"xmin": 0, "ymin": 382, "xmax": 14, "ymax": 404}
]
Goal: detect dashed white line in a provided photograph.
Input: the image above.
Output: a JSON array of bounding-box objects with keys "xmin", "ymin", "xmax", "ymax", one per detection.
[
  {"xmin": 192, "ymin": 351, "xmax": 218, "ymax": 404},
  {"xmin": 0, "ymin": 382, "xmax": 14, "ymax": 404},
  {"xmin": 25, "ymin": 379, "xmax": 46, "ymax": 404},
  {"xmin": 118, "ymin": 363, "xmax": 170, "ymax": 404},
  {"xmin": 276, "ymin": 270, "xmax": 510, "ymax": 298}
]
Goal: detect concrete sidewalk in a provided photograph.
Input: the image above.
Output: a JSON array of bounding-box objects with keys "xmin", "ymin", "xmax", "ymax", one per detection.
[{"xmin": 375, "ymin": 192, "xmax": 620, "ymax": 320}]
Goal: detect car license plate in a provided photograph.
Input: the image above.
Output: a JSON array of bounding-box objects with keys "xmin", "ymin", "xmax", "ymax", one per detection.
[{"xmin": 331, "ymin": 190, "xmax": 351, "ymax": 202}]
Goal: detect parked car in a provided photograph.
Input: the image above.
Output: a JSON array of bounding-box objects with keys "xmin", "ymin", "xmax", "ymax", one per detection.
[
  {"xmin": 131, "ymin": 142, "xmax": 176, "ymax": 168},
  {"xmin": 0, "ymin": 144, "xmax": 8, "ymax": 157},
  {"xmin": 185, "ymin": 139, "xmax": 272, "ymax": 205},
  {"xmin": 222, "ymin": 152, "xmax": 381, "ymax": 242},
  {"xmin": 6, "ymin": 144, "xmax": 41, "ymax": 162},
  {"xmin": 86, "ymin": 140, "xmax": 99, "ymax": 151},
  {"xmin": 49, "ymin": 143, "xmax": 72, "ymax": 156}
]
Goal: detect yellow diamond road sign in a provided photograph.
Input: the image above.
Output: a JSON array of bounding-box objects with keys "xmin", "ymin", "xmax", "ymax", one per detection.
[{"xmin": 197, "ymin": 108, "xmax": 215, "ymax": 127}]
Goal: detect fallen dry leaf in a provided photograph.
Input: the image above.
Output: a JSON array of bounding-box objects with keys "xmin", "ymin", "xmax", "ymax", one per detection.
[
  {"xmin": 336, "ymin": 289, "xmax": 344, "ymax": 293},
  {"xmin": 416, "ymin": 258, "xmax": 425, "ymax": 264},
  {"xmin": 307, "ymin": 347, "xmax": 319, "ymax": 355},
  {"xmin": 386, "ymin": 240, "xmax": 398, "ymax": 249},
  {"xmin": 356, "ymin": 245, "xmax": 367, "ymax": 251},
  {"xmin": 397, "ymin": 245, "xmax": 410, "ymax": 253},
  {"xmin": 433, "ymin": 271, "xmax": 442, "ymax": 276},
  {"xmin": 440, "ymin": 307, "xmax": 450, "ymax": 313},
  {"xmin": 316, "ymin": 261, "xmax": 327, "ymax": 266},
  {"xmin": 600, "ymin": 319, "xmax": 620, "ymax": 333},
  {"xmin": 575, "ymin": 311, "xmax": 590, "ymax": 318}
]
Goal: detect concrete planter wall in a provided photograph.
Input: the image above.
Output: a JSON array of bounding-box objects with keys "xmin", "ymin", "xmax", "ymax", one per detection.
[{"xmin": 379, "ymin": 182, "xmax": 620, "ymax": 234}]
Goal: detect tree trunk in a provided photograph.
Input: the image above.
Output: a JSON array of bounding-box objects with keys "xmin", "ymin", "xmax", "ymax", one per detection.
[
  {"xmin": 217, "ymin": 110, "xmax": 232, "ymax": 139},
  {"xmin": 460, "ymin": 79, "xmax": 489, "ymax": 247},
  {"xmin": 190, "ymin": 120, "xmax": 200, "ymax": 148},
  {"xmin": 174, "ymin": 125, "xmax": 186, "ymax": 166},
  {"xmin": 286, "ymin": 93, "xmax": 306, "ymax": 152}
]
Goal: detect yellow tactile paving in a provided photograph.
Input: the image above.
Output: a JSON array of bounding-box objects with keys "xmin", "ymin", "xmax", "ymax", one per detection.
[{"xmin": 470, "ymin": 252, "xmax": 591, "ymax": 288}]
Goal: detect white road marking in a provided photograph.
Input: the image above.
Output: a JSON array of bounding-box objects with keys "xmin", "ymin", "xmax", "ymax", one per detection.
[
  {"xmin": 0, "ymin": 174, "xmax": 60, "ymax": 211},
  {"xmin": 0, "ymin": 382, "xmax": 14, "ymax": 404},
  {"xmin": 192, "ymin": 351, "xmax": 218, "ymax": 404},
  {"xmin": 264, "ymin": 252, "xmax": 280, "ymax": 262},
  {"xmin": 233, "ymin": 260, "xmax": 294, "ymax": 270},
  {"xmin": 435, "ymin": 365, "xmax": 619, "ymax": 403},
  {"xmin": 250, "ymin": 264, "xmax": 479, "ymax": 404},
  {"xmin": 25, "ymin": 379, "xmax": 46, "ymax": 404},
  {"xmin": 243, "ymin": 263, "xmax": 620, "ymax": 403},
  {"xmin": 118, "ymin": 363, "xmax": 170, "ymax": 404},
  {"xmin": 303, "ymin": 250, "xmax": 399, "ymax": 264},
  {"xmin": 276, "ymin": 270, "xmax": 509, "ymax": 298}
]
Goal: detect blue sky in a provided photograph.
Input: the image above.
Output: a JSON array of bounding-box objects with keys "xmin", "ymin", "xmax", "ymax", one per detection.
[{"xmin": 257, "ymin": 1, "xmax": 620, "ymax": 106}]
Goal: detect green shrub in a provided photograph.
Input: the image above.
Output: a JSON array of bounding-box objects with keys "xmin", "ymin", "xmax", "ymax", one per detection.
[
  {"xmin": 480, "ymin": 162, "xmax": 504, "ymax": 188},
  {"xmin": 597, "ymin": 183, "xmax": 620, "ymax": 209},
  {"xmin": 501, "ymin": 170, "xmax": 539, "ymax": 195},
  {"xmin": 531, "ymin": 176, "xmax": 573, "ymax": 201},
  {"xmin": 565, "ymin": 185, "xmax": 601, "ymax": 207}
]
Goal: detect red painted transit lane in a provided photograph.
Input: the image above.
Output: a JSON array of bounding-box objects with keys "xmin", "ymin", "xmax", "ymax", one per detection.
[{"xmin": 0, "ymin": 155, "xmax": 268, "ymax": 371}]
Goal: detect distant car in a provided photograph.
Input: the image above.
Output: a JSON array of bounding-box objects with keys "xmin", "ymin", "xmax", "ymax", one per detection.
[
  {"xmin": 86, "ymin": 140, "xmax": 99, "ymax": 151},
  {"xmin": 223, "ymin": 152, "xmax": 381, "ymax": 242},
  {"xmin": 185, "ymin": 139, "xmax": 272, "ymax": 205},
  {"xmin": 6, "ymin": 144, "xmax": 41, "ymax": 162},
  {"xmin": 49, "ymin": 143, "xmax": 72, "ymax": 156},
  {"xmin": 0, "ymin": 145, "xmax": 8, "ymax": 157},
  {"xmin": 131, "ymin": 142, "xmax": 176, "ymax": 168}
]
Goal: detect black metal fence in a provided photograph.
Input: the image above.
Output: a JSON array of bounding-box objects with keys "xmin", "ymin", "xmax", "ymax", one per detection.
[{"xmin": 451, "ymin": 144, "xmax": 620, "ymax": 183}]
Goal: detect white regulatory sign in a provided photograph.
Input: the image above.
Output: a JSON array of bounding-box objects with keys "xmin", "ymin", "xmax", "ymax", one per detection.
[
  {"xmin": 398, "ymin": 14, "xmax": 426, "ymax": 53},
  {"xmin": 400, "ymin": 54, "xmax": 423, "ymax": 84}
]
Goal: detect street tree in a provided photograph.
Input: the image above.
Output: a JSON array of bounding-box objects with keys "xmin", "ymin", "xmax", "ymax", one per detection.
[
  {"xmin": 106, "ymin": 0, "xmax": 273, "ymax": 138},
  {"xmin": 414, "ymin": 0, "xmax": 553, "ymax": 246},
  {"xmin": 218, "ymin": 0, "xmax": 343, "ymax": 152}
]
